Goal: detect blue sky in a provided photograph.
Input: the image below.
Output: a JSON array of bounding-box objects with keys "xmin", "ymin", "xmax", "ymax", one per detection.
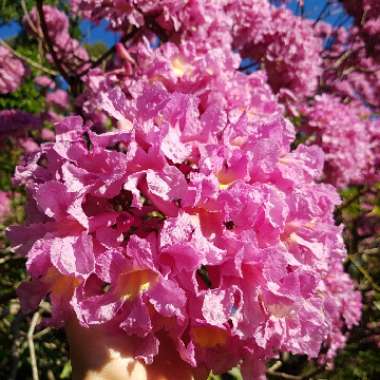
[{"xmin": 0, "ymin": 19, "xmax": 118, "ymax": 47}]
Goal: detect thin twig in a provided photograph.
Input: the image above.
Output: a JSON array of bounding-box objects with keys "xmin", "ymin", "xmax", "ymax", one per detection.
[
  {"xmin": 361, "ymin": 247, "xmax": 380, "ymax": 256},
  {"xmin": 300, "ymin": 0, "xmax": 305, "ymax": 17},
  {"xmin": 21, "ymin": 0, "xmax": 42, "ymax": 37},
  {"xmin": 313, "ymin": 1, "xmax": 330, "ymax": 27},
  {"xmin": 267, "ymin": 370, "xmax": 302, "ymax": 380},
  {"xmin": 267, "ymin": 366, "xmax": 323, "ymax": 380},
  {"xmin": 347, "ymin": 254, "xmax": 380, "ymax": 292},
  {"xmin": 33, "ymin": 326, "xmax": 52, "ymax": 340},
  {"xmin": 28, "ymin": 312, "xmax": 40, "ymax": 380},
  {"xmin": 238, "ymin": 60, "xmax": 261, "ymax": 72},
  {"xmin": 0, "ymin": 39, "xmax": 58, "ymax": 76}
]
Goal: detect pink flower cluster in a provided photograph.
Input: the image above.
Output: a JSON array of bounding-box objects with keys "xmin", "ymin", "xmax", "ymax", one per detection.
[
  {"xmin": 301, "ymin": 94, "xmax": 380, "ymax": 188},
  {"xmin": 230, "ymin": 2, "xmax": 323, "ymax": 98},
  {"xmin": 25, "ymin": 5, "xmax": 89, "ymax": 72},
  {"xmin": 71, "ymin": 0, "xmax": 323, "ymax": 99},
  {"xmin": 320, "ymin": 23, "xmax": 380, "ymax": 111},
  {"xmin": 0, "ymin": 45, "xmax": 25, "ymax": 94},
  {"xmin": 10, "ymin": 60, "xmax": 361, "ymax": 377},
  {"xmin": 71, "ymin": 0, "xmax": 232, "ymax": 47},
  {"xmin": 0, "ymin": 109, "xmax": 56, "ymax": 153},
  {"xmin": 71, "ymin": 0, "xmax": 177, "ymax": 31}
]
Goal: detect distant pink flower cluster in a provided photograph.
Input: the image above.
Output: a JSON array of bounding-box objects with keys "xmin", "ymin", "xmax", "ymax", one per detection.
[
  {"xmin": 320, "ymin": 23, "xmax": 380, "ymax": 110},
  {"xmin": 10, "ymin": 63, "xmax": 361, "ymax": 377},
  {"xmin": 71, "ymin": 0, "xmax": 232, "ymax": 46},
  {"xmin": 343, "ymin": 0, "xmax": 380, "ymax": 60},
  {"xmin": 46, "ymin": 89, "xmax": 70, "ymax": 110},
  {"xmin": 71, "ymin": 0, "xmax": 184, "ymax": 31},
  {"xmin": 231, "ymin": 3, "xmax": 323, "ymax": 98},
  {"xmin": 302, "ymin": 94, "xmax": 379, "ymax": 188},
  {"xmin": 25, "ymin": 5, "xmax": 89, "ymax": 71},
  {"xmin": 0, "ymin": 109, "xmax": 41, "ymax": 142},
  {"xmin": 0, "ymin": 109, "xmax": 44, "ymax": 153},
  {"xmin": 0, "ymin": 45, "xmax": 25, "ymax": 94}
]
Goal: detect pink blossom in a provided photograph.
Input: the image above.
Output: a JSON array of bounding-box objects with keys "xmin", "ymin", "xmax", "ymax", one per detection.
[
  {"xmin": 301, "ymin": 94, "xmax": 379, "ymax": 187},
  {"xmin": 34, "ymin": 75, "xmax": 56, "ymax": 89},
  {"xmin": 230, "ymin": 3, "xmax": 323, "ymax": 98},
  {"xmin": 10, "ymin": 77, "xmax": 361, "ymax": 378},
  {"xmin": 46, "ymin": 89, "xmax": 70, "ymax": 110}
]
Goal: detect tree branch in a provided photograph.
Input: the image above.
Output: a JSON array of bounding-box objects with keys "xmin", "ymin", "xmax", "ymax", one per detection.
[
  {"xmin": 0, "ymin": 39, "xmax": 58, "ymax": 76},
  {"xmin": 36, "ymin": 0, "xmax": 71, "ymax": 84},
  {"xmin": 267, "ymin": 366, "xmax": 323, "ymax": 380},
  {"xmin": 267, "ymin": 370, "xmax": 302, "ymax": 380}
]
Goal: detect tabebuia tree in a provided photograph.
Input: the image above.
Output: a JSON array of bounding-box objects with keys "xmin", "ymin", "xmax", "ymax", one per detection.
[{"xmin": 0, "ymin": 1, "xmax": 379, "ymax": 379}]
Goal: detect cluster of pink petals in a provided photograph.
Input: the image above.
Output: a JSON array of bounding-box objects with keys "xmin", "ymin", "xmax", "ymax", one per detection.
[
  {"xmin": 71, "ymin": 0, "xmax": 181, "ymax": 31},
  {"xmin": 230, "ymin": 2, "xmax": 323, "ymax": 98},
  {"xmin": 301, "ymin": 94, "xmax": 379, "ymax": 188},
  {"xmin": 75, "ymin": 39, "xmax": 237, "ymax": 128},
  {"xmin": 0, "ymin": 191, "xmax": 11, "ymax": 224},
  {"xmin": 25, "ymin": 5, "xmax": 89, "ymax": 72},
  {"xmin": 320, "ymin": 23, "xmax": 380, "ymax": 111},
  {"xmin": 71, "ymin": 0, "xmax": 323, "ymax": 99},
  {"xmin": 75, "ymin": 68, "xmax": 120, "ymax": 129},
  {"xmin": 71, "ymin": 0, "xmax": 232, "ymax": 47},
  {"xmin": 0, "ymin": 46, "xmax": 26, "ymax": 94},
  {"xmin": 10, "ymin": 54, "xmax": 361, "ymax": 377}
]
